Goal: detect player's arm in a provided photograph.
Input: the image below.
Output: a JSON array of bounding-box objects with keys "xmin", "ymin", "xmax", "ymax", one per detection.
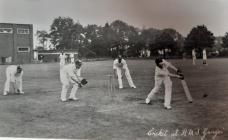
[
  {"xmin": 68, "ymin": 70, "xmax": 81, "ymax": 84},
  {"xmin": 163, "ymin": 59, "xmax": 183, "ymax": 74},
  {"xmin": 156, "ymin": 69, "xmax": 182, "ymax": 79},
  {"xmin": 168, "ymin": 72, "xmax": 182, "ymax": 79},
  {"xmin": 163, "ymin": 59, "xmax": 178, "ymax": 72}
]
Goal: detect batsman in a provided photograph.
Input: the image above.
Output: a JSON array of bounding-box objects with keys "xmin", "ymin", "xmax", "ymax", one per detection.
[
  {"xmin": 145, "ymin": 58, "xmax": 183, "ymax": 109},
  {"xmin": 60, "ymin": 60, "xmax": 87, "ymax": 102}
]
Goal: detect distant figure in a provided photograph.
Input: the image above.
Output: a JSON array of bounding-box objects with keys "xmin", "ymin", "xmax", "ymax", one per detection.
[
  {"xmin": 202, "ymin": 49, "xmax": 207, "ymax": 65},
  {"xmin": 59, "ymin": 51, "xmax": 66, "ymax": 69},
  {"xmin": 3, "ymin": 65, "xmax": 24, "ymax": 95},
  {"xmin": 146, "ymin": 49, "xmax": 151, "ymax": 58},
  {"xmin": 70, "ymin": 53, "xmax": 74, "ymax": 63},
  {"xmin": 113, "ymin": 55, "xmax": 136, "ymax": 89},
  {"xmin": 192, "ymin": 49, "xmax": 196, "ymax": 65}
]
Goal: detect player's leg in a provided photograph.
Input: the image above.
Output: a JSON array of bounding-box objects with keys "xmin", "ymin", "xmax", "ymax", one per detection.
[
  {"xmin": 15, "ymin": 76, "xmax": 24, "ymax": 94},
  {"xmin": 3, "ymin": 70, "xmax": 11, "ymax": 95},
  {"xmin": 164, "ymin": 77, "xmax": 172, "ymax": 109},
  {"xmin": 60, "ymin": 73, "xmax": 69, "ymax": 102},
  {"xmin": 18, "ymin": 78, "xmax": 24, "ymax": 94},
  {"xmin": 145, "ymin": 78, "xmax": 163, "ymax": 104},
  {"xmin": 60, "ymin": 60, "xmax": 65, "ymax": 69},
  {"xmin": 69, "ymin": 84, "xmax": 79, "ymax": 101},
  {"xmin": 116, "ymin": 69, "xmax": 123, "ymax": 89},
  {"xmin": 125, "ymin": 68, "xmax": 136, "ymax": 88},
  {"xmin": 61, "ymin": 84, "xmax": 69, "ymax": 101},
  {"xmin": 193, "ymin": 57, "xmax": 196, "ymax": 65}
]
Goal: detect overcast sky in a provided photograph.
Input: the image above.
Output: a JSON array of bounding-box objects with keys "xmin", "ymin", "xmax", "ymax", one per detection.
[{"xmin": 1, "ymin": 0, "xmax": 228, "ymax": 38}]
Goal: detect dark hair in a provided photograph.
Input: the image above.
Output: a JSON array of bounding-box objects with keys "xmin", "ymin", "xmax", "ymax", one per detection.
[
  {"xmin": 118, "ymin": 55, "xmax": 122, "ymax": 63},
  {"xmin": 155, "ymin": 58, "xmax": 163, "ymax": 66},
  {"xmin": 17, "ymin": 66, "xmax": 22, "ymax": 73},
  {"xmin": 75, "ymin": 60, "xmax": 82, "ymax": 66}
]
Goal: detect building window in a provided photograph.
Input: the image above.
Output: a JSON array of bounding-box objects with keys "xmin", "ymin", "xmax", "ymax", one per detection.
[
  {"xmin": 0, "ymin": 28, "xmax": 13, "ymax": 33},
  {"xmin": 17, "ymin": 28, "xmax": 30, "ymax": 34},
  {"xmin": 18, "ymin": 47, "xmax": 30, "ymax": 52}
]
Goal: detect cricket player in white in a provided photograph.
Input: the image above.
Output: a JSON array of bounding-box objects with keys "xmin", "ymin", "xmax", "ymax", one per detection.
[
  {"xmin": 113, "ymin": 55, "xmax": 136, "ymax": 89},
  {"xmin": 59, "ymin": 51, "xmax": 66, "ymax": 69},
  {"xmin": 203, "ymin": 48, "xmax": 207, "ymax": 65},
  {"xmin": 60, "ymin": 60, "xmax": 83, "ymax": 102},
  {"xmin": 3, "ymin": 65, "xmax": 24, "ymax": 95},
  {"xmin": 192, "ymin": 49, "xmax": 196, "ymax": 65},
  {"xmin": 145, "ymin": 58, "xmax": 183, "ymax": 109},
  {"xmin": 70, "ymin": 53, "xmax": 74, "ymax": 63}
]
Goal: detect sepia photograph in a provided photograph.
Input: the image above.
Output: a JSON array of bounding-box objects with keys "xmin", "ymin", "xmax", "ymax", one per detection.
[{"xmin": 0, "ymin": 0, "xmax": 228, "ymax": 139}]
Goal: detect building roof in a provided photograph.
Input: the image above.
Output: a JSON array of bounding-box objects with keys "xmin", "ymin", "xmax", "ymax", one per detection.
[{"xmin": 37, "ymin": 49, "xmax": 78, "ymax": 54}]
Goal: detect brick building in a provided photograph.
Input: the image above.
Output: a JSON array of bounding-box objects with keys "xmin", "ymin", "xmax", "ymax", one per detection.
[{"xmin": 0, "ymin": 23, "xmax": 33, "ymax": 64}]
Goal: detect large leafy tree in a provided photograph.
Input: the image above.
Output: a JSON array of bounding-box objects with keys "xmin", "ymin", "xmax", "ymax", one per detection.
[
  {"xmin": 49, "ymin": 17, "xmax": 75, "ymax": 49},
  {"xmin": 153, "ymin": 31, "xmax": 176, "ymax": 58},
  {"xmin": 162, "ymin": 28, "xmax": 185, "ymax": 56},
  {"xmin": 222, "ymin": 32, "xmax": 228, "ymax": 49},
  {"xmin": 36, "ymin": 30, "xmax": 49, "ymax": 49},
  {"xmin": 184, "ymin": 25, "xmax": 215, "ymax": 56},
  {"xmin": 110, "ymin": 20, "xmax": 131, "ymax": 55}
]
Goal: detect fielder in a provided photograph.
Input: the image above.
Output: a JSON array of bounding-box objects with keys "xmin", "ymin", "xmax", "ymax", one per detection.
[
  {"xmin": 192, "ymin": 49, "xmax": 196, "ymax": 65},
  {"xmin": 70, "ymin": 53, "xmax": 74, "ymax": 63},
  {"xmin": 202, "ymin": 48, "xmax": 207, "ymax": 65},
  {"xmin": 145, "ymin": 58, "xmax": 183, "ymax": 109},
  {"xmin": 113, "ymin": 55, "xmax": 136, "ymax": 89},
  {"xmin": 60, "ymin": 60, "xmax": 87, "ymax": 102},
  {"xmin": 3, "ymin": 65, "xmax": 24, "ymax": 95}
]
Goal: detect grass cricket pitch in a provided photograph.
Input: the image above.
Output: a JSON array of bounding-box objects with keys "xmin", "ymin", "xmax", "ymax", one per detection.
[{"xmin": 0, "ymin": 59, "xmax": 228, "ymax": 140}]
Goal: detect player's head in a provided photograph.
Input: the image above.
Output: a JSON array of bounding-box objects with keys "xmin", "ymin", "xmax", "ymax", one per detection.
[
  {"xmin": 61, "ymin": 51, "xmax": 64, "ymax": 55},
  {"xmin": 155, "ymin": 57, "xmax": 163, "ymax": 68},
  {"xmin": 118, "ymin": 55, "xmax": 122, "ymax": 63},
  {"xmin": 17, "ymin": 66, "xmax": 23, "ymax": 74},
  {"xmin": 75, "ymin": 60, "xmax": 82, "ymax": 69}
]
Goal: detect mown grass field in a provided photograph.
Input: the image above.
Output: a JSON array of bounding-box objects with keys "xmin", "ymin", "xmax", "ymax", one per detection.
[{"xmin": 0, "ymin": 59, "xmax": 228, "ymax": 140}]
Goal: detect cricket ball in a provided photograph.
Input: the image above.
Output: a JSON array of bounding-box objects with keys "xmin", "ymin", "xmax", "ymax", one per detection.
[{"xmin": 203, "ymin": 94, "xmax": 208, "ymax": 97}]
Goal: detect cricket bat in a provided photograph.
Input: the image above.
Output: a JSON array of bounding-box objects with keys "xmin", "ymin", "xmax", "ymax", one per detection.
[{"xmin": 181, "ymin": 80, "xmax": 193, "ymax": 103}]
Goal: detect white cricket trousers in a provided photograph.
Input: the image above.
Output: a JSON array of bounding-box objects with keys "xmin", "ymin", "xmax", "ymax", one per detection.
[
  {"xmin": 60, "ymin": 71, "xmax": 79, "ymax": 101},
  {"xmin": 192, "ymin": 57, "xmax": 196, "ymax": 65},
  {"xmin": 116, "ymin": 68, "xmax": 135, "ymax": 88},
  {"xmin": 4, "ymin": 71, "xmax": 22, "ymax": 93},
  {"xmin": 147, "ymin": 76, "xmax": 172, "ymax": 107},
  {"xmin": 60, "ymin": 59, "xmax": 65, "ymax": 69}
]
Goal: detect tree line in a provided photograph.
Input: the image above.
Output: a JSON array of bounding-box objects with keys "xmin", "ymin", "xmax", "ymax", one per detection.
[{"xmin": 36, "ymin": 16, "xmax": 228, "ymax": 58}]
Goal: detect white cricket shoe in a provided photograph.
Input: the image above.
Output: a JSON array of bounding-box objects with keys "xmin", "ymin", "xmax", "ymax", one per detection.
[
  {"xmin": 17, "ymin": 90, "xmax": 24, "ymax": 94},
  {"xmin": 131, "ymin": 85, "xmax": 136, "ymax": 89},
  {"xmin": 61, "ymin": 99, "xmax": 68, "ymax": 102},
  {"xmin": 69, "ymin": 97, "xmax": 79, "ymax": 101},
  {"xmin": 145, "ymin": 98, "xmax": 150, "ymax": 104},
  {"xmin": 119, "ymin": 87, "xmax": 123, "ymax": 89},
  {"xmin": 164, "ymin": 106, "xmax": 172, "ymax": 110},
  {"xmin": 3, "ymin": 91, "xmax": 8, "ymax": 96}
]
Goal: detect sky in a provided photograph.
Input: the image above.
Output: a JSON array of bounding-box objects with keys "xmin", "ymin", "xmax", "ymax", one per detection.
[{"xmin": 1, "ymin": 0, "xmax": 228, "ymax": 46}]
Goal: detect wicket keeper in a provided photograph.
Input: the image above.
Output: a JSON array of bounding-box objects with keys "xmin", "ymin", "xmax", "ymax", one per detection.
[{"xmin": 60, "ymin": 60, "xmax": 84, "ymax": 102}]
